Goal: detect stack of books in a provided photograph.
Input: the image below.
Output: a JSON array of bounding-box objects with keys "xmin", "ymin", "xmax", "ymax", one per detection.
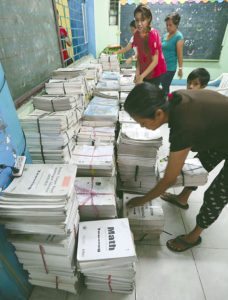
[
  {"xmin": 101, "ymin": 71, "xmax": 120, "ymax": 81},
  {"xmin": 32, "ymin": 95, "xmax": 84, "ymax": 112},
  {"xmin": 45, "ymin": 77, "xmax": 89, "ymax": 96},
  {"xmin": 99, "ymin": 54, "xmax": 110, "ymax": 71},
  {"xmin": 20, "ymin": 109, "xmax": 80, "ymax": 163},
  {"xmin": 70, "ymin": 145, "xmax": 115, "ymax": 176},
  {"xmin": 117, "ymin": 123, "xmax": 162, "ymax": 193},
  {"xmin": 75, "ymin": 177, "xmax": 117, "ymax": 220},
  {"xmin": 95, "ymin": 80, "xmax": 120, "ymax": 92},
  {"xmin": 93, "ymin": 90, "xmax": 119, "ymax": 101},
  {"xmin": 51, "ymin": 67, "xmax": 86, "ymax": 80},
  {"xmin": 123, "ymin": 193, "xmax": 164, "ymax": 242},
  {"xmin": 156, "ymin": 157, "xmax": 208, "ymax": 187},
  {"xmin": 119, "ymin": 74, "xmax": 135, "ymax": 92},
  {"xmin": 110, "ymin": 54, "xmax": 120, "ymax": 72},
  {"xmin": 77, "ymin": 218, "xmax": 137, "ymax": 293},
  {"xmin": 76, "ymin": 126, "xmax": 115, "ymax": 146},
  {"xmin": 118, "ymin": 110, "xmax": 136, "ymax": 124},
  {"xmin": 82, "ymin": 97, "xmax": 119, "ymax": 127},
  {"xmin": 119, "ymin": 92, "xmax": 129, "ymax": 106},
  {"xmin": 0, "ymin": 164, "xmax": 81, "ymax": 294}
]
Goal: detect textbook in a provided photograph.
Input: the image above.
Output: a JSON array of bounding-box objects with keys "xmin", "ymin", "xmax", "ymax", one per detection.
[
  {"xmin": 75, "ymin": 177, "xmax": 117, "ymax": 220},
  {"xmin": 156, "ymin": 157, "xmax": 208, "ymax": 187},
  {"xmin": 76, "ymin": 126, "xmax": 115, "ymax": 146},
  {"xmin": 123, "ymin": 193, "xmax": 164, "ymax": 241},
  {"xmin": 77, "ymin": 218, "xmax": 136, "ymax": 293},
  {"xmin": 32, "ymin": 95, "xmax": 85, "ymax": 111},
  {"xmin": 71, "ymin": 145, "xmax": 115, "ymax": 177}
]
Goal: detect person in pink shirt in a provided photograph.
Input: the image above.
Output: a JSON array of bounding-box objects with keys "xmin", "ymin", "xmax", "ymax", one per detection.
[{"xmin": 132, "ymin": 4, "xmax": 166, "ymax": 86}]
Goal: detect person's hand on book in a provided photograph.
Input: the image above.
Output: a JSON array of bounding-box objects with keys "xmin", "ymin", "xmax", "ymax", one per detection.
[{"xmin": 127, "ymin": 196, "xmax": 146, "ymax": 208}]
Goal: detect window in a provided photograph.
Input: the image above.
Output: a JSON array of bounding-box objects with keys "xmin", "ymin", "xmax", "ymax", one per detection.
[
  {"xmin": 82, "ymin": 3, "xmax": 88, "ymax": 44},
  {"xmin": 109, "ymin": 0, "xmax": 119, "ymax": 26}
]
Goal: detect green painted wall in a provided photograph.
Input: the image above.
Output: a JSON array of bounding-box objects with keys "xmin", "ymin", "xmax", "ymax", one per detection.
[{"xmin": 94, "ymin": 0, "xmax": 121, "ymax": 57}]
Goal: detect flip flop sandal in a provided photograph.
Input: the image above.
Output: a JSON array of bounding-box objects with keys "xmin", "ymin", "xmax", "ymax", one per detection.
[
  {"xmin": 166, "ymin": 235, "xmax": 202, "ymax": 252},
  {"xmin": 160, "ymin": 193, "xmax": 189, "ymax": 210}
]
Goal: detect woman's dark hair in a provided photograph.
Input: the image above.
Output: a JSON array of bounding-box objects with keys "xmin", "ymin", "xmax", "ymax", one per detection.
[
  {"xmin": 130, "ymin": 20, "xmax": 136, "ymax": 28},
  {"xmin": 124, "ymin": 82, "xmax": 182, "ymax": 119},
  {"xmin": 165, "ymin": 12, "xmax": 181, "ymax": 26},
  {"xmin": 187, "ymin": 68, "xmax": 210, "ymax": 87}
]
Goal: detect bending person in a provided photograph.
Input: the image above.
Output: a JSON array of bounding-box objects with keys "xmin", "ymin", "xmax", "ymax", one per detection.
[{"xmin": 124, "ymin": 82, "xmax": 228, "ymax": 252}]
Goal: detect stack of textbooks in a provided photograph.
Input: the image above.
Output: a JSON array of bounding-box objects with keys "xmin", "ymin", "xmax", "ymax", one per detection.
[
  {"xmin": 95, "ymin": 80, "xmax": 120, "ymax": 92},
  {"xmin": 51, "ymin": 67, "xmax": 86, "ymax": 80},
  {"xmin": 45, "ymin": 77, "xmax": 89, "ymax": 96},
  {"xmin": 77, "ymin": 218, "xmax": 137, "ymax": 293},
  {"xmin": 93, "ymin": 90, "xmax": 119, "ymax": 101},
  {"xmin": 82, "ymin": 97, "xmax": 119, "ymax": 127},
  {"xmin": 101, "ymin": 71, "xmax": 120, "ymax": 81},
  {"xmin": 75, "ymin": 177, "xmax": 117, "ymax": 220},
  {"xmin": 76, "ymin": 126, "xmax": 116, "ymax": 146},
  {"xmin": 119, "ymin": 91, "xmax": 129, "ymax": 106},
  {"xmin": 156, "ymin": 157, "xmax": 208, "ymax": 187},
  {"xmin": 123, "ymin": 193, "xmax": 164, "ymax": 242},
  {"xmin": 117, "ymin": 123, "xmax": 162, "ymax": 193},
  {"xmin": 0, "ymin": 164, "xmax": 81, "ymax": 294},
  {"xmin": 32, "ymin": 95, "xmax": 84, "ymax": 112},
  {"xmin": 70, "ymin": 145, "xmax": 116, "ymax": 176},
  {"xmin": 119, "ymin": 74, "xmax": 135, "ymax": 92},
  {"xmin": 20, "ymin": 109, "xmax": 80, "ymax": 163},
  {"xmin": 118, "ymin": 110, "xmax": 136, "ymax": 124}
]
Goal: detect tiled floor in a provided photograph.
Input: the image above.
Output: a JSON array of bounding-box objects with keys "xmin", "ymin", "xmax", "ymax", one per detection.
[{"xmin": 30, "ymin": 124, "xmax": 228, "ymax": 300}]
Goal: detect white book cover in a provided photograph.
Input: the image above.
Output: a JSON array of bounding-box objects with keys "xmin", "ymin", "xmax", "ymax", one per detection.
[
  {"xmin": 77, "ymin": 218, "xmax": 136, "ymax": 262},
  {"xmin": 2, "ymin": 164, "xmax": 77, "ymax": 198}
]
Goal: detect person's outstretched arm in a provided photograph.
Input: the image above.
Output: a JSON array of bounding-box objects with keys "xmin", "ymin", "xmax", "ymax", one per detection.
[
  {"xmin": 127, "ymin": 147, "xmax": 191, "ymax": 208},
  {"xmin": 135, "ymin": 50, "xmax": 158, "ymax": 84},
  {"xmin": 116, "ymin": 43, "xmax": 132, "ymax": 55}
]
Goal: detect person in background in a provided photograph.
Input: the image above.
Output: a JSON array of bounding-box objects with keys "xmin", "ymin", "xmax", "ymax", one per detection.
[
  {"xmin": 57, "ymin": 10, "xmax": 73, "ymax": 66},
  {"xmin": 132, "ymin": 4, "xmax": 166, "ymax": 86},
  {"xmin": 160, "ymin": 67, "xmax": 210, "ymax": 208},
  {"xmin": 161, "ymin": 12, "xmax": 184, "ymax": 95},
  {"xmin": 116, "ymin": 20, "xmax": 138, "ymax": 65},
  {"xmin": 124, "ymin": 82, "xmax": 228, "ymax": 252}
]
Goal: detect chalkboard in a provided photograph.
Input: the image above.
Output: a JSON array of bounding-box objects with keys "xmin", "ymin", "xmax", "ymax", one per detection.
[
  {"xmin": 120, "ymin": 2, "xmax": 228, "ymax": 60},
  {"xmin": 0, "ymin": 0, "xmax": 61, "ymax": 101}
]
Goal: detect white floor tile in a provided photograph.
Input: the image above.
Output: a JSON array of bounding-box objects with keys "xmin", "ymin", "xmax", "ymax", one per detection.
[
  {"xmin": 72, "ymin": 289, "xmax": 135, "ymax": 300},
  {"xmin": 135, "ymin": 245, "xmax": 205, "ymax": 300},
  {"xmin": 180, "ymin": 203, "xmax": 228, "ymax": 249},
  {"xmin": 29, "ymin": 286, "xmax": 68, "ymax": 300},
  {"xmin": 192, "ymin": 248, "xmax": 228, "ymax": 300}
]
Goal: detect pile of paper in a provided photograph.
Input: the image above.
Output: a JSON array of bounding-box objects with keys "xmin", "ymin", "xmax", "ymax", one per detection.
[
  {"xmin": 76, "ymin": 126, "xmax": 115, "ymax": 146},
  {"xmin": 52, "ymin": 67, "xmax": 86, "ymax": 80},
  {"xmin": 99, "ymin": 54, "xmax": 120, "ymax": 72},
  {"xmin": 32, "ymin": 95, "xmax": 84, "ymax": 112},
  {"xmin": 117, "ymin": 124, "xmax": 162, "ymax": 193},
  {"xmin": 119, "ymin": 91, "xmax": 129, "ymax": 105},
  {"xmin": 118, "ymin": 110, "xmax": 136, "ymax": 124},
  {"xmin": 101, "ymin": 71, "xmax": 120, "ymax": 81},
  {"xmin": 95, "ymin": 80, "xmax": 120, "ymax": 92},
  {"xmin": 70, "ymin": 145, "xmax": 115, "ymax": 176},
  {"xmin": 156, "ymin": 157, "xmax": 208, "ymax": 187},
  {"xmin": 93, "ymin": 90, "xmax": 119, "ymax": 100},
  {"xmin": 75, "ymin": 177, "xmax": 117, "ymax": 220},
  {"xmin": 0, "ymin": 164, "xmax": 81, "ymax": 294},
  {"xmin": 45, "ymin": 77, "xmax": 89, "ymax": 96},
  {"xmin": 77, "ymin": 218, "xmax": 137, "ymax": 293},
  {"xmin": 20, "ymin": 109, "xmax": 81, "ymax": 163},
  {"xmin": 123, "ymin": 193, "xmax": 164, "ymax": 242},
  {"xmin": 82, "ymin": 97, "xmax": 119, "ymax": 127},
  {"xmin": 119, "ymin": 74, "xmax": 135, "ymax": 92}
]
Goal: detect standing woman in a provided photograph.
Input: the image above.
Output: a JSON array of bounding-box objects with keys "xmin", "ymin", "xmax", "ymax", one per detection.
[
  {"xmin": 132, "ymin": 4, "xmax": 166, "ymax": 86},
  {"xmin": 124, "ymin": 83, "xmax": 228, "ymax": 252},
  {"xmin": 161, "ymin": 12, "xmax": 184, "ymax": 95}
]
